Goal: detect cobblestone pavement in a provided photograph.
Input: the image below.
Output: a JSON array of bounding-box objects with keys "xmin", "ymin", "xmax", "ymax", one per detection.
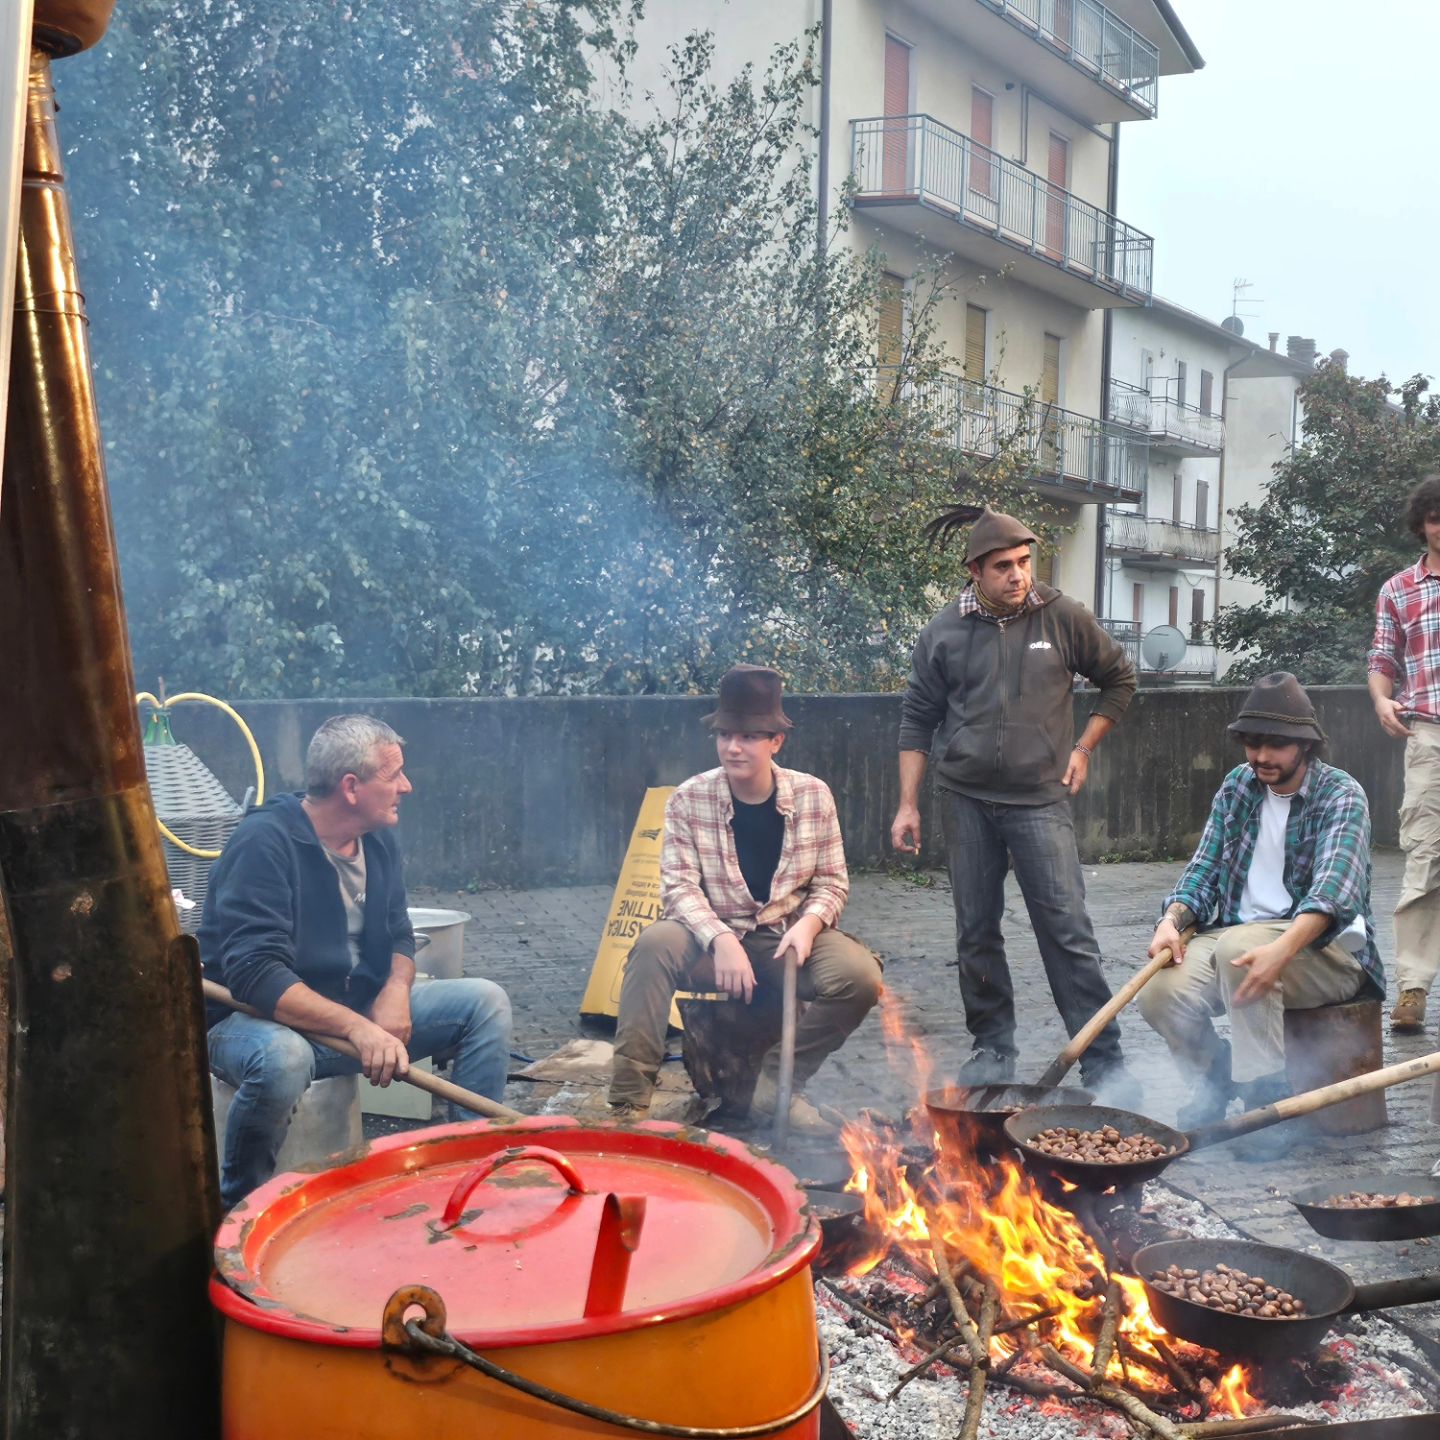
[{"xmin": 418, "ymin": 848, "xmax": 1440, "ymax": 1342}]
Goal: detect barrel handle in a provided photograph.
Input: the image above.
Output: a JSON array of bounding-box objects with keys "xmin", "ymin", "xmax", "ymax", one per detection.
[
  {"xmin": 386, "ymin": 1284, "xmax": 831, "ymax": 1438},
  {"xmin": 440, "ymin": 1145, "xmax": 589, "ymax": 1230}
]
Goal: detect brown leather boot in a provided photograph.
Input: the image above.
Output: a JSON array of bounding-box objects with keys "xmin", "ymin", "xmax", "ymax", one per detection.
[{"xmin": 1391, "ymin": 988, "xmax": 1428, "ymax": 1033}]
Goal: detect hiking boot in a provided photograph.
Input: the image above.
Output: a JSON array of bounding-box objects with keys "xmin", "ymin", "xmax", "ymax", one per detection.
[
  {"xmin": 1233, "ymin": 1072, "xmax": 1298, "ymax": 1162},
  {"xmin": 607, "ymin": 1100, "xmax": 649, "ymax": 1122},
  {"xmin": 1176, "ymin": 1042, "xmax": 1238, "ymax": 1129},
  {"xmin": 955, "ymin": 1047, "xmax": 1017, "ymax": 1087},
  {"xmin": 1080, "ymin": 1060, "xmax": 1143, "ymax": 1115},
  {"xmin": 1391, "ymin": 988, "xmax": 1428, "ymax": 1033},
  {"xmin": 750, "ymin": 1074, "xmax": 837, "ymax": 1136}
]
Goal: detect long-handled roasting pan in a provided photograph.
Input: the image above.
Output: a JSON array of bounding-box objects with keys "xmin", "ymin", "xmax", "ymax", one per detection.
[
  {"xmin": 1003, "ymin": 1050, "xmax": 1440, "ymax": 1192},
  {"xmin": 1289, "ymin": 1169, "xmax": 1440, "ymax": 1242},
  {"xmin": 1132, "ymin": 1237, "xmax": 1440, "ymax": 1360}
]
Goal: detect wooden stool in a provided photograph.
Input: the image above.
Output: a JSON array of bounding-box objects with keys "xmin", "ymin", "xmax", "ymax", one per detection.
[
  {"xmin": 211, "ymin": 1072, "xmax": 364, "ymax": 1174},
  {"xmin": 677, "ymin": 993, "xmax": 786, "ymax": 1120},
  {"xmin": 1284, "ymin": 998, "xmax": 1387, "ymax": 1136}
]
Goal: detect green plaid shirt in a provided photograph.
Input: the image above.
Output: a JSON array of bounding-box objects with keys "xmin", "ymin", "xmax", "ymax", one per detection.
[{"xmin": 1161, "ymin": 760, "xmax": 1383, "ymax": 996}]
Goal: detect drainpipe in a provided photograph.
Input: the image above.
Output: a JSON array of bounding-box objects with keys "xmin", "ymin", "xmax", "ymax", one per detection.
[
  {"xmin": 1094, "ymin": 121, "xmax": 1120, "ymax": 616},
  {"xmin": 816, "ymin": 0, "xmax": 832, "ymax": 258},
  {"xmin": 0, "ymin": 11, "xmax": 221, "ymax": 1438}
]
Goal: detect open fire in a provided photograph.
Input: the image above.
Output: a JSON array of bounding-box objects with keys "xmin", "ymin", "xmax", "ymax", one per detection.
[{"xmin": 815, "ymin": 997, "xmax": 1438, "ymax": 1437}]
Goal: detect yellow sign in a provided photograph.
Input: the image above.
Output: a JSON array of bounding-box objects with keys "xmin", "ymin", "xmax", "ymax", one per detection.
[{"xmin": 580, "ymin": 787, "xmax": 674, "ymax": 1019}]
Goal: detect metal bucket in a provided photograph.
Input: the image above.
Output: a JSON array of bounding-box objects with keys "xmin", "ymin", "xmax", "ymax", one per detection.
[{"xmin": 407, "ymin": 906, "xmax": 471, "ymax": 979}]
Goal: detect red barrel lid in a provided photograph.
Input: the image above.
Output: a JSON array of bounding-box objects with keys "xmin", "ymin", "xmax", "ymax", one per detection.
[{"xmin": 212, "ymin": 1117, "xmax": 819, "ymax": 1348}]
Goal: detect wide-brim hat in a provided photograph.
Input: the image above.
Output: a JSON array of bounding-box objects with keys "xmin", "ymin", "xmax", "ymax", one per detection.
[
  {"xmin": 702, "ymin": 664, "xmax": 793, "ymax": 733},
  {"xmin": 1227, "ymin": 671, "xmax": 1327, "ymax": 744},
  {"xmin": 964, "ymin": 505, "xmax": 1039, "ymax": 565}
]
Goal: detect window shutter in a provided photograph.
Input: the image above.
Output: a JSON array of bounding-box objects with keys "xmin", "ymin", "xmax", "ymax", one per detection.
[
  {"xmin": 1169, "ymin": 586, "xmax": 1180, "ymax": 628},
  {"xmin": 965, "ymin": 304, "xmax": 987, "ymax": 381},
  {"xmin": 1175, "ymin": 361, "xmax": 1187, "ymax": 409},
  {"xmin": 1191, "ymin": 588, "xmax": 1205, "ymax": 640},
  {"xmin": 970, "ymin": 88, "xmax": 994, "ymax": 200},
  {"xmin": 1195, "ymin": 479, "xmax": 1210, "ymax": 530},
  {"xmin": 1199, "ymin": 369, "xmax": 1213, "ymax": 416},
  {"xmin": 1041, "ymin": 334, "xmax": 1061, "ymax": 406},
  {"xmin": 877, "ymin": 274, "xmax": 905, "ymax": 371},
  {"xmin": 881, "ymin": 35, "xmax": 911, "ymax": 193}
]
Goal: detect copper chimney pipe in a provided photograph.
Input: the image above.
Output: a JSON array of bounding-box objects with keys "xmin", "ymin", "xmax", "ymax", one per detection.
[{"xmin": 0, "ymin": 7, "xmax": 221, "ymax": 1436}]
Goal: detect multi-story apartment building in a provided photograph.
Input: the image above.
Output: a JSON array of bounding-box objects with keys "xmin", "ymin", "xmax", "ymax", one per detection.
[
  {"xmin": 1100, "ymin": 315, "xmax": 1319, "ymax": 682},
  {"xmin": 1102, "ymin": 298, "xmax": 1248, "ymax": 683},
  {"xmin": 619, "ymin": 1, "xmax": 1204, "ymax": 599}
]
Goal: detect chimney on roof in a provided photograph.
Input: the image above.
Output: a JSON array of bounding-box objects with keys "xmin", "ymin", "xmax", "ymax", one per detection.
[
  {"xmin": 1287, "ymin": 335, "xmax": 1317, "ymax": 367},
  {"xmin": 1329, "ymin": 348, "xmax": 1349, "ymax": 372},
  {"xmin": 1268, "ymin": 331, "xmax": 1279, "ymax": 352}
]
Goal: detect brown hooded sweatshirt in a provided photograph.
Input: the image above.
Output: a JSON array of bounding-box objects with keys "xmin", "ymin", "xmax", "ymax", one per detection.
[{"xmin": 898, "ymin": 582, "xmax": 1137, "ymax": 806}]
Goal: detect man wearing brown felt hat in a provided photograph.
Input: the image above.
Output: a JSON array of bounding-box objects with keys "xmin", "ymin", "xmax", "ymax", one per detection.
[
  {"xmin": 893, "ymin": 503, "xmax": 1139, "ymax": 1101},
  {"xmin": 1140, "ymin": 673, "xmax": 1382, "ymax": 1159},
  {"xmin": 609, "ymin": 665, "xmax": 882, "ymax": 1133}
]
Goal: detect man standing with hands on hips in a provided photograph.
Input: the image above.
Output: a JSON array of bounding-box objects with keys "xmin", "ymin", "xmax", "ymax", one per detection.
[
  {"xmin": 891, "ymin": 504, "xmax": 1139, "ymax": 1100},
  {"xmin": 1369, "ymin": 474, "xmax": 1440, "ymax": 1033}
]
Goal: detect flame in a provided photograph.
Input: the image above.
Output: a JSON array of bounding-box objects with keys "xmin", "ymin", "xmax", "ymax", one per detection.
[
  {"xmin": 835, "ymin": 1006, "xmax": 1263, "ymax": 1411},
  {"xmin": 1217, "ymin": 1363, "xmax": 1257, "ymax": 1417}
]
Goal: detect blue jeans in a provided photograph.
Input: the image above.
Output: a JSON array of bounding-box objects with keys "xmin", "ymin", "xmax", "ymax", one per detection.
[
  {"xmin": 939, "ymin": 790, "xmax": 1123, "ymax": 1071},
  {"xmin": 208, "ymin": 977, "xmax": 512, "ymax": 1209}
]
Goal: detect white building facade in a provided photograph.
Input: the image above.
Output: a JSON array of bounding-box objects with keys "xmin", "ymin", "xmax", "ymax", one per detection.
[
  {"xmin": 1101, "ymin": 299, "xmax": 1248, "ymax": 682},
  {"xmin": 618, "ymin": 0, "xmax": 1203, "ymax": 600}
]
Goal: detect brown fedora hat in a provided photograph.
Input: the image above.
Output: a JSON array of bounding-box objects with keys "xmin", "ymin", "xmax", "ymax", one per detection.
[
  {"xmin": 1227, "ymin": 671, "xmax": 1327, "ymax": 744},
  {"xmin": 703, "ymin": 665, "xmax": 793, "ymax": 732}
]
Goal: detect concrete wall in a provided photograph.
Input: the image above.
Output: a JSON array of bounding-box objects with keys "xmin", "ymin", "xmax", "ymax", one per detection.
[{"xmin": 170, "ymin": 687, "xmax": 1402, "ymax": 890}]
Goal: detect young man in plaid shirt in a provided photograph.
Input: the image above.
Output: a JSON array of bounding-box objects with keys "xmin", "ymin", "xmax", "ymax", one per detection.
[
  {"xmin": 608, "ymin": 666, "xmax": 881, "ymax": 1134},
  {"xmin": 1139, "ymin": 674, "xmax": 1381, "ymax": 1160},
  {"xmin": 1369, "ymin": 474, "xmax": 1440, "ymax": 1032}
]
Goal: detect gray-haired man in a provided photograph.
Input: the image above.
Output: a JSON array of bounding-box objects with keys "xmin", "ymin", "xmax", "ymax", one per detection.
[{"xmin": 200, "ymin": 715, "xmax": 512, "ymax": 1208}]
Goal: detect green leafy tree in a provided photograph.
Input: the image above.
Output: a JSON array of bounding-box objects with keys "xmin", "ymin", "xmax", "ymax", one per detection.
[
  {"xmin": 1214, "ymin": 364, "xmax": 1440, "ymax": 683},
  {"xmin": 62, "ymin": 3, "xmax": 1057, "ymax": 698}
]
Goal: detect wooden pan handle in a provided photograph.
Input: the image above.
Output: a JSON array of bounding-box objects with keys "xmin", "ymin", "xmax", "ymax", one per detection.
[
  {"xmin": 1190, "ymin": 1049, "xmax": 1440, "ymax": 1152},
  {"xmin": 201, "ymin": 977, "xmax": 523, "ymax": 1122},
  {"xmin": 1033, "ymin": 934, "xmax": 1191, "ymax": 1091}
]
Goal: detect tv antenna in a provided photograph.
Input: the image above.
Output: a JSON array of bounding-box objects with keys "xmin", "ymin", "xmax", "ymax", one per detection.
[{"xmin": 1231, "ymin": 277, "xmax": 1264, "ymax": 322}]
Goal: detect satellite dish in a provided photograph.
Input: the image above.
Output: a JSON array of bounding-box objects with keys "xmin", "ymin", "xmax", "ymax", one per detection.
[
  {"xmin": 1220, "ymin": 314, "xmax": 1245, "ymax": 336},
  {"xmin": 1141, "ymin": 624, "xmax": 1188, "ymax": 672}
]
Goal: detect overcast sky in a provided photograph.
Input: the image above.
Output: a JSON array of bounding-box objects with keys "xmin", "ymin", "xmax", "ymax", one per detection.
[{"xmin": 1121, "ymin": 1, "xmax": 1436, "ymax": 386}]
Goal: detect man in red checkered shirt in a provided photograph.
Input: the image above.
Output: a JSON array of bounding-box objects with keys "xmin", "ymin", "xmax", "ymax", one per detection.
[
  {"xmin": 1368, "ymin": 474, "xmax": 1440, "ymax": 1031},
  {"xmin": 608, "ymin": 666, "xmax": 881, "ymax": 1133}
]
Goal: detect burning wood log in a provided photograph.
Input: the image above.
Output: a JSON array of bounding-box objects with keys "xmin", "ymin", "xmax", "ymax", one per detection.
[
  {"xmin": 1177, "ymin": 1418, "xmax": 1309, "ymax": 1438},
  {"xmin": 959, "ymin": 1283, "xmax": 998, "ymax": 1440},
  {"xmin": 1091, "ymin": 1275, "xmax": 1122, "ymax": 1383},
  {"xmin": 885, "ymin": 1304, "xmax": 1060, "ymax": 1400},
  {"xmin": 1041, "ymin": 1343, "xmax": 1187, "ymax": 1440}
]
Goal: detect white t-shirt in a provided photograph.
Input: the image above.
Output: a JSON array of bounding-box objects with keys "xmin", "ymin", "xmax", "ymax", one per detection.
[{"xmin": 1237, "ymin": 787, "xmax": 1293, "ymax": 923}]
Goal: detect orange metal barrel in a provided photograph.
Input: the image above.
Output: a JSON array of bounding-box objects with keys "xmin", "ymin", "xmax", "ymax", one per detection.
[{"xmin": 211, "ymin": 1117, "xmax": 825, "ymax": 1438}]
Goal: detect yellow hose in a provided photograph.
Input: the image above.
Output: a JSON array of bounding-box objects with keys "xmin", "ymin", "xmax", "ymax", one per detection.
[{"xmin": 136, "ymin": 691, "xmax": 265, "ymax": 859}]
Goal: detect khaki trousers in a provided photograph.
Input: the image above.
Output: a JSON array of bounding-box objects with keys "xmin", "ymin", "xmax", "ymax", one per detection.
[
  {"xmin": 609, "ymin": 920, "xmax": 882, "ymax": 1107},
  {"xmin": 1136, "ymin": 921, "xmax": 1365, "ymax": 1084},
  {"xmin": 1396, "ymin": 722, "xmax": 1440, "ymax": 992}
]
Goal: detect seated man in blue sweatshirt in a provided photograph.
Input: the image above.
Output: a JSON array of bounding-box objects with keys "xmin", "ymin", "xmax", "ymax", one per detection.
[{"xmin": 200, "ymin": 714, "xmax": 512, "ymax": 1209}]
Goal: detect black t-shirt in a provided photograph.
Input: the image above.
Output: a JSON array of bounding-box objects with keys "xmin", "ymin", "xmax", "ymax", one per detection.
[{"xmin": 731, "ymin": 788, "xmax": 784, "ymax": 903}]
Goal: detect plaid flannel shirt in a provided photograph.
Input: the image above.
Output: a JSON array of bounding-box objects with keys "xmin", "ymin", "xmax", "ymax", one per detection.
[
  {"xmin": 660, "ymin": 766, "xmax": 849, "ymax": 949},
  {"xmin": 1161, "ymin": 760, "xmax": 1383, "ymax": 997},
  {"xmin": 1368, "ymin": 556, "xmax": 1440, "ymax": 722},
  {"xmin": 953, "ymin": 584, "xmax": 1046, "ymax": 624}
]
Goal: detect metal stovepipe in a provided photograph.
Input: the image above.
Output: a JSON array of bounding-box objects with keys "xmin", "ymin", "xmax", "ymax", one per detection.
[{"xmin": 0, "ymin": 12, "xmax": 221, "ymax": 1437}]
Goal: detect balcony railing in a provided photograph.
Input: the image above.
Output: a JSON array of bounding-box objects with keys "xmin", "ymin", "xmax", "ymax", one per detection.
[
  {"xmin": 1100, "ymin": 619, "xmax": 1217, "ymax": 679},
  {"xmin": 1108, "ymin": 512, "xmax": 1220, "ymax": 565},
  {"xmin": 976, "ymin": 0, "xmax": 1161, "ymax": 117},
  {"xmin": 881, "ymin": 367, "xmax": 1146, "ymax": 500},
  {"xmin": 851, "ymin": 114, "xmax": 1154, "ymax": 303},
  {"xmin": 1108, "ymin": 378, "xmax": 1225, "ymax": 453}
]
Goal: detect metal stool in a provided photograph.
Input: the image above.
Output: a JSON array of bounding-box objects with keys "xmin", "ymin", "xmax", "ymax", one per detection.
[
  {"xmin": 210, "ymin": 1072, "xmax": 363, "ymax": 1174},
  {"xmin": 1284, "ymin": 997, "xmax": 1387, "ymax": 1136}
]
